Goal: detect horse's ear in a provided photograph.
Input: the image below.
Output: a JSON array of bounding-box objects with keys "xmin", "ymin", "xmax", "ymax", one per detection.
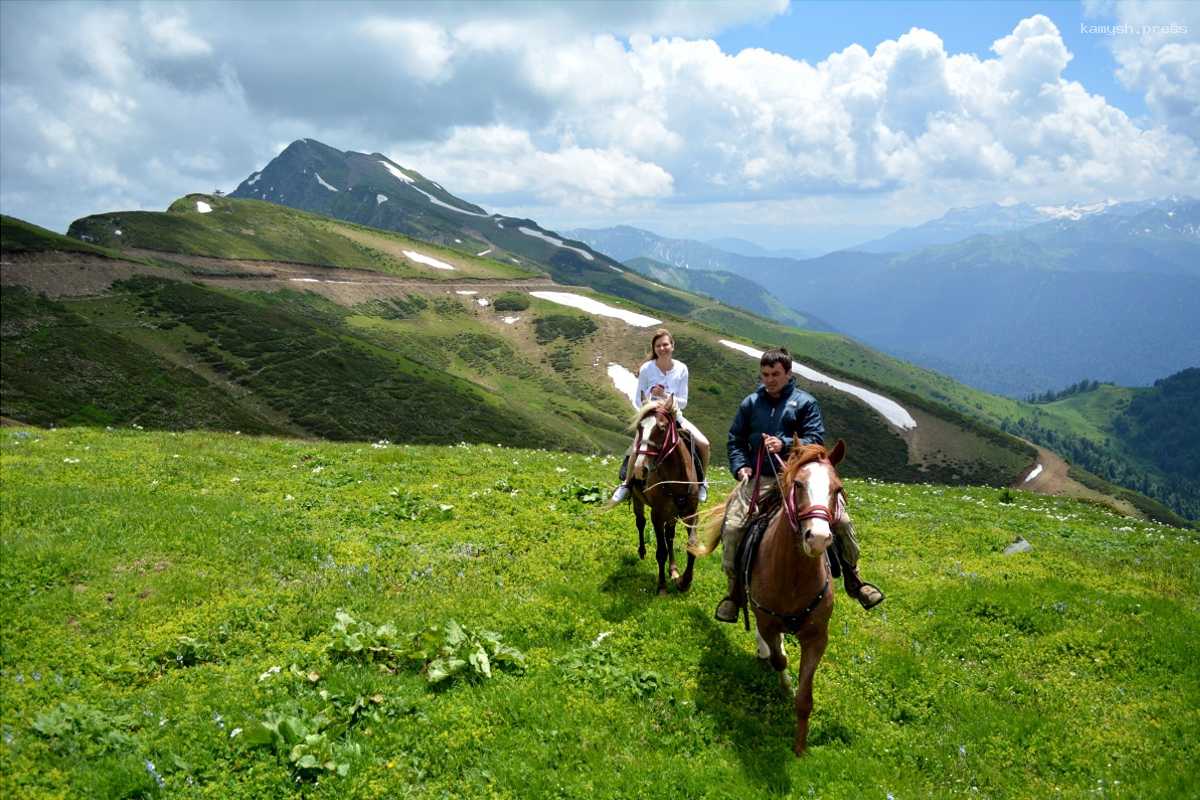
[{"xmin": 828, "ymin": 439, "xmax": 846, "ymax": 466}]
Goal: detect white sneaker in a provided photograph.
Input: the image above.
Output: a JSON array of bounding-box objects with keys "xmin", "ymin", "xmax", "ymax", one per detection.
[
  {"xmin": 610, "ymin": 484, "xmax": 630, "ymax": 503},
  {"xmin": 698, "ymin": 484, "xmax": 708, "ymax": 503}
]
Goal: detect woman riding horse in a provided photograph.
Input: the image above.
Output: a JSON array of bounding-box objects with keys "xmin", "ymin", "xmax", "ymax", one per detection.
[{"xmin": 610, "ymin": 328, "xmax": 710, "ymax": 504}]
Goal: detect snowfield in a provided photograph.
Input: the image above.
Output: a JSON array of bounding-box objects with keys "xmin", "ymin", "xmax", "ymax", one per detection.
[
  {"xmin": 403, "ymin": 250, "xmax": 455, "ymax": 271},
  {"xmin": 529, "ymin": 292, "xmax": 661, "ymax": 328},
  {"xmin": 607, "ymin": 363, "xmax": 639, "ymax": 406},
  {"xmin": 196, "ymin": 201, "xmax": 212, "ymax": 213},
  {"xmin": 718, "ymin": 339, "xmax": 917, "ymax": 430}
]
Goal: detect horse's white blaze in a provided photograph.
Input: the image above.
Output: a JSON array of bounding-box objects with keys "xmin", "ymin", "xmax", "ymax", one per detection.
[
  {"xmin": 800, "ymin": 464, "xmax": 834, "ymax": 552},
  {"xmin": 632, "ymin": 415, "xmax": 658, "ymax": 477}
]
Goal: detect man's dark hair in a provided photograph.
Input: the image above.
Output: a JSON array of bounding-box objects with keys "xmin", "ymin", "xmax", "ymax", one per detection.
[{"xmin": 760, "ymin": 347, "xmax": 792, "ymax": 371}]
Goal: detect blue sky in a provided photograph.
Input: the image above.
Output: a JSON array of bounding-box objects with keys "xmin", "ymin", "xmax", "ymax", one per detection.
[{"xmin": 1, "ymin": 0, "xmax": 1196, "ymax": 251}]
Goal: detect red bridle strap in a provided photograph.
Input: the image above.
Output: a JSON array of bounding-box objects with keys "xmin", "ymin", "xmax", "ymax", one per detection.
[{"xmin": 632, "ymin": 410, "xmax": 680, "ymax": 466}]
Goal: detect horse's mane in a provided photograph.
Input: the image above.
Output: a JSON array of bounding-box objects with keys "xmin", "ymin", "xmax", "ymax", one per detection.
[
  {"xmin": 627, "ymin": 394, "xmax": 677, "ymax": 431},
  {"xmin": 781, "ymin": 443, "xmax": 831, "ymax": 488}
]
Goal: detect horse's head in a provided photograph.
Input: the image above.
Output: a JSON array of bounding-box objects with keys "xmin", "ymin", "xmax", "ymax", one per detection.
[
  {"xmin": 629, "ymin": 396, "xmax": 679, "ymax": 481},
  {"xmin": 781, "ymin": 440, "xmax": 846, "ymax": 558}
]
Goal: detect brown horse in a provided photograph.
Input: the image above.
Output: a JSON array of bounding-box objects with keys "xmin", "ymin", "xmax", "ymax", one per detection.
[
  {"xmin": 748, "ymin": 441, "xmax": 847, "ymax": 755},
  {"xmin": 628, "ymin": 396, "xmax": 699, "ymax": 595},
  {"xmin": 689, "ymin": 440, "xmax": 861, "ymax": 753}
]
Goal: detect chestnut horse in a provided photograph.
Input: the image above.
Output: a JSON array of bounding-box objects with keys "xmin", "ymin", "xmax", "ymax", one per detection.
[
  {"xmin": 749, "ymin": 440, "xmax": 850, "ymax": 755},
  {"xmin": 628, "ymin": 396, "xmax": 699, "ymax": 595},
  {"xmin": 689, "ymin": 441, "xmax": 850, "ymax": 754}
]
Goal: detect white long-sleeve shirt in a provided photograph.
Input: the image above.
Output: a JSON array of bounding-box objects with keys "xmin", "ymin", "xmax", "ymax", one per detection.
[{"xmin": 634, "ymin": 359, "xmax": 689, "ymax": 410}]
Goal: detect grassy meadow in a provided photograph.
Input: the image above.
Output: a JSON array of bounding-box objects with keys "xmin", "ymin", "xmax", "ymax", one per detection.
[{"xmin": 2, "ymin": 427, "xmax": 1197, "ymax": 799}]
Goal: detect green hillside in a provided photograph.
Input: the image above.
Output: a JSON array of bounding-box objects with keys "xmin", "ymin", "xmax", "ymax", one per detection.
[
  {"xmin": 2, "ymin": 428, "xmax": 1197, "ymax": 798},
  {"xmin": 67, "ymin": 195, "xmax": 536, "ymax": 281},
  {"xmin": 623, "ymin": 256, "xmax": 829, "ymax": 331},
  {"xmin": 1, "ymin": 215, "xmax": 118, "ymax": 258},
  {"xmin": 1012, "ymin": 373, "xmax": 1200, "ymax": 520}
]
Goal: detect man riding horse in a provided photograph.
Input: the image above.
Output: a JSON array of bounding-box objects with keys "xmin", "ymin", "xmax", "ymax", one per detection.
[{"xmin": 714, "ymin": 346, "xmax": 884, "ymax": 622}]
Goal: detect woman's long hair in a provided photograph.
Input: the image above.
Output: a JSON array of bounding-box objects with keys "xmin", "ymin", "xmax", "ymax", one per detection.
[{"xmin": 645, "ymin": 328, "xmax": 674, "ymax": 363}]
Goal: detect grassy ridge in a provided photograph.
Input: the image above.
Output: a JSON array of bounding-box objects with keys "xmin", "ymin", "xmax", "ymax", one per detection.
[
  {"xmin": 1, "ymin": 428, "xmax": 1197, "ymax": 798},
  {"xmin": 65, "ymin": 196, "xmax": 535, "ymax": 280}
]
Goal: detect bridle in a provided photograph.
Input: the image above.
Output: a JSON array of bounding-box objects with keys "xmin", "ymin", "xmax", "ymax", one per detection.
[
  {"xmin": 749, "ymin": 447, "xmax": 839, "ymax": 534},
  {"xmin": 631, "ymin": 408, "xmax": 681, "ymax": 474}
]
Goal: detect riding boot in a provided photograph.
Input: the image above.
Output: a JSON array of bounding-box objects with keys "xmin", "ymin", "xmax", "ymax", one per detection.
[
  {"xmin": 833, "ymin": 516, "xmax": 883, "ymax": 609},
  {"xmin": 715, "ymin": 573, "xmax": 745, "ymax": 623},
  {"xmin": 693, "ymin": 449, "xmax": 708, "ymax": 502}
]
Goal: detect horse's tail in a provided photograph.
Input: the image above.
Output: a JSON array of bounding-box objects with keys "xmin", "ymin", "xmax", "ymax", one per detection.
[{"xmin": 689, "ymin": 497, "xmax": 727, "ymax": 558}]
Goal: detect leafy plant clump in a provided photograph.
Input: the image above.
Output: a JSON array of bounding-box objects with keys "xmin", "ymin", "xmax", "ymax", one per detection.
[
  {"xmin": 32, "ymin": 702, "xmax": 137, "ymax": 755},
  {"xmin": 242, "ymin": 705, "xmax": 362, "ymax": 780},
  {"xmin": 327, "ymin": 613, "xmax": 526, "ymax": 685}
]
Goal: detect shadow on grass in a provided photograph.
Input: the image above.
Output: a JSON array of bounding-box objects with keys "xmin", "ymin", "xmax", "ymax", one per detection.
[
  {"xmin": 688, "ymin": 606, "xmax": 798, "ymax": 793},
  {"xmin": 597, "ymin": 553, "xmax": 656, "ymax": 623}
]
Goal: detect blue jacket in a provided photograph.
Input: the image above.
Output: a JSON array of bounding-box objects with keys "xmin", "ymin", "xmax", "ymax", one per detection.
[{"xmin": 728, "ymin": 378, "xmax": 825, "ymax": 475}]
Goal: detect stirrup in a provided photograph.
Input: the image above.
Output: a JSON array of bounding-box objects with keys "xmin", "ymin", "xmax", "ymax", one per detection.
[
  {"xmin": 714, "ymin": 597, "xmax": 740, "ymax": 623},
  {"xmin": 856, "ymin": 582, "xmax": 885, "ymax": 610}
]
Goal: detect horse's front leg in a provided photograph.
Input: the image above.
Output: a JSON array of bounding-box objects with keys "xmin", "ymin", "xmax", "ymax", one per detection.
[
  {"xmin": 755, "ymin": 623, "xmax": 793, "ymax": 697},
  {"xmin": 633, "ymin": 496, "xmax": 647, "ymax": 560},
  {"xmin": 651, "ymin": 507, "xmax": 669, "ymax": 595},
  {"xmin": 793, "ymin": 626, "xmax": 829, "ymax": 756}
]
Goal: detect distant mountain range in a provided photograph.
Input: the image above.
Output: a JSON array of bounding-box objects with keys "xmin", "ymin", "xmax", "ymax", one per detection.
[
  {"xmin": 849, "ymin": 196, "xmax": 1197, "ymax": 253},
  {"xmin": 621, "ymin": 256, "xmax": 834, "ymax": 332},
  {"xmin": 573, "ymin": 197, "xmax": 1200, "ymax": 397}
]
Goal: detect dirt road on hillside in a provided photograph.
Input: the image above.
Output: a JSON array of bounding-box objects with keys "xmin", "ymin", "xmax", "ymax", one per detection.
[{"xmin": 1018, "ymin": 443, "xmax": 1141, "ymax": 518}]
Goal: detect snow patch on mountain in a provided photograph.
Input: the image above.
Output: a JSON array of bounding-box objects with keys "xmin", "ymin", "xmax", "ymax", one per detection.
[
  {"xmin": 403, "ymin": 250, "xmax": 455, "ymax": 271},
  {"xmin": 607, "ymin": 363, "xmax": 639, "ymax": 406},
  {"xmin": 718, "ymin": 340, "xmax": 917, "ymax": 430},
  {"xmin": 1024, "ymin": 464, "xmax": 1044, "ymax": 483},
  {"xmin": 1036, "ymin": 199, "xmax": 1118, "ymax": 221},
  {"xmin": 196, "ymin": 201, "xmax": 212, "ymax": 213},
  {"xmin": 530, "ymin": 291, "xmax": 660, "ymax": 327},
  {"xmin": 409, "ymin": 184, "xmax": 490, "ymax": 217},
  {"xmin": 476, "ymin": 248, "xmax": 492, "ymax": 257},
  {"xmin": 247, "ymin": 172, "xmax": 261, "ymax": 186},
  {"xmin": 315, "ymin": 173, "xmax": 338, "ymax": 192},
  {"xmin": 518, "ymin": 227, "xmax": 594, "ymax": 261},
  {"xmin": 378, "ymin": 160, "xmax": 414, "ymax": 183},
  {"xmin": 376, "ymin": 194, "xmax": 387, "ymax": 204}
]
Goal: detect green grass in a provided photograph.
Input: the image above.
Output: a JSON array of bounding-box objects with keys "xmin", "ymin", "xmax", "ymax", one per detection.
[{"xmin": 1, "ymin": 427, "xmax": 1197, "ymax": 798}]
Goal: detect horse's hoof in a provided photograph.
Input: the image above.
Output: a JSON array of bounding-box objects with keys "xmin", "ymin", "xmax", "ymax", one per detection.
[
  {"xmin": 657, "ymin": 586, "xmax": 669, "ymax": 597},
  {"xmin": 675, "ymin": 578, "xmax": 692, "ymax": 593},
  {"xmin": 669, "ymin": 568, "xmax": 680, "ymax": 582}
]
